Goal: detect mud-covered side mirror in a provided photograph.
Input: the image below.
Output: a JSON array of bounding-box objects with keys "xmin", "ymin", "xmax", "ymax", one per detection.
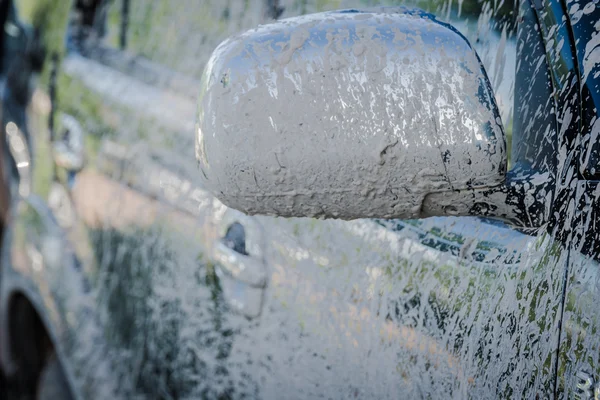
[{"xmin": 196, "ymin": 8, "xmax": 535, "ymax": 225}]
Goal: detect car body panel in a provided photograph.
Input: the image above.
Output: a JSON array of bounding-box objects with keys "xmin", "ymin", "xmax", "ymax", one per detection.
[{"xmin": 254, "ymin": 215, "xmax": 566, "ymax": 398}]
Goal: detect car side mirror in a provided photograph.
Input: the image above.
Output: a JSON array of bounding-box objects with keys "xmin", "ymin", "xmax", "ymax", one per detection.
[{"xmin": 196, "ymin": 8, "xmax": 530, "ymax": 225}]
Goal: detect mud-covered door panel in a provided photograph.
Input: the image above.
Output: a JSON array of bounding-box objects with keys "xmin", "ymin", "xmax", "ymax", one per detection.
[{"xmin": 245, "ymin": 216, "xmax": 564, "ymax": 398}]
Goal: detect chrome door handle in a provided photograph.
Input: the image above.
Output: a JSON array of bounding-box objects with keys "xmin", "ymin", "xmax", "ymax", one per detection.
[{"xmin": 214, "ymin": 213, "xmax": 267, "ymax": 319}]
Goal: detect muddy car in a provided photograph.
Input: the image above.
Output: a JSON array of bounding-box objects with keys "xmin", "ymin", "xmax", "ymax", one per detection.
[{"xmin": 0, "ymin": 0, "xmax": 599, "ymax": 399}]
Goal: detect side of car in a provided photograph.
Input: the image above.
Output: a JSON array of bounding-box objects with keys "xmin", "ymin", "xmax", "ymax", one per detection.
[{"xmin": 0, "ymin": 0, "xmax": 598, "ymax": 399}]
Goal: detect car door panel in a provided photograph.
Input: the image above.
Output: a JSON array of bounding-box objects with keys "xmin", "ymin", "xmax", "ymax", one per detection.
[
  {"xmin": 246, "ymin": 215, "xmax": 565, "ymax": 398},
  {"xmin": 55, "ymin": 65, "xmax": 229, "ymax": 399}
]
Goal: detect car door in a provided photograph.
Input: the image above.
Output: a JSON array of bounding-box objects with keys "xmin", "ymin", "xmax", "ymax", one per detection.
[{"xmin": 33, "ymin": 1, "xmax": 276, "ymax": 397}]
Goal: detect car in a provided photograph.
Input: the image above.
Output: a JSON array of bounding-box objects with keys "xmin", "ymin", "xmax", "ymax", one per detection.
[{"xmin": 0, "ymin": 0, "xmax": 598, "ymax": 399}]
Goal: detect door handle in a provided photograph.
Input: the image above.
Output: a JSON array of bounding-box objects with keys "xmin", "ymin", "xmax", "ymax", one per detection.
[
  {"xmin": 53, "ymin": 113, "xmax": 85, "ymax": 188},
  {"xmin": 213, "ymin": 212, "xmax": 267, "ymax": 318},
  {"xmin": 214, "ymin": 233, "xmax": 267, "ymax": 287}
]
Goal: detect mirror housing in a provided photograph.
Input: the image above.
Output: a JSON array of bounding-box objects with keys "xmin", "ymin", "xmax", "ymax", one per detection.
[{"xmin": 197, "ymin": 8, "xmax": 507, "ymax": 220}]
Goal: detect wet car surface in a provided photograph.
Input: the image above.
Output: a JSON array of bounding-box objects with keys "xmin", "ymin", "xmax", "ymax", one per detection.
[{"xmin": 1, "ymin": 0, "xmax": 600, "ymax": 399}]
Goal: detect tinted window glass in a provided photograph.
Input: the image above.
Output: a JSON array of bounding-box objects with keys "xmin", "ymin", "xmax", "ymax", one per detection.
[
  {"xmin": 571, "ymin": 3, "xmax": 600, "ymax": 177},
  {"xmin": 511, "ymin": 0, "xmax": 557, "ymax": 176}
]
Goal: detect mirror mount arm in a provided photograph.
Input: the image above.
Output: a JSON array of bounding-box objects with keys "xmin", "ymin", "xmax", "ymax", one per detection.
[{"xmin": 424, "ymin": 170, "xmax": 552, "ymax": 229}]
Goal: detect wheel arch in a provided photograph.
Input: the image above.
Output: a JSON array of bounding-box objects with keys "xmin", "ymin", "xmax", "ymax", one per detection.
[{"xmin": 1, "ymin": 289, "xmax": 54, "ymax": 380}]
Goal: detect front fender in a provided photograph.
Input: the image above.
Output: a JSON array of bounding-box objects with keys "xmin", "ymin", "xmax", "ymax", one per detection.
[{"xmin": 0, "ymin": 192, "xmax": 123, "ymax": 399}]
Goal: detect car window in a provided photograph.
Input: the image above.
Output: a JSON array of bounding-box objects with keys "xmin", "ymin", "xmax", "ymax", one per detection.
[
  {"xmin": 571, "ymin": 3, "xmax": 600, "ymax": 178},
  {"xmin": 511, "ymin": 0, "xmax": 557, "ymax": 177}
]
